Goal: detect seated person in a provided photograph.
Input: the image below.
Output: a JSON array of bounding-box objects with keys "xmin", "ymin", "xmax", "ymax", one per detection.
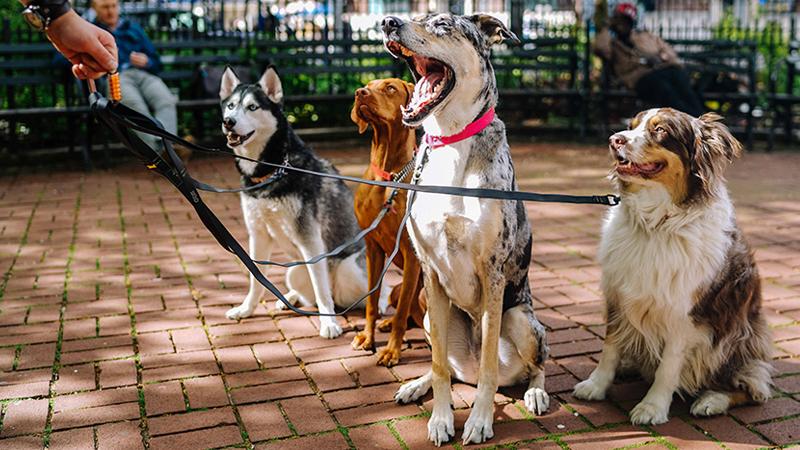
[
  {"xmin": 92, "ymin": 0, "xmax": 177, "ymax": 150},
  {"xmin": 594, "ymin": 2, "xmax": 704, "ymax": 117}
]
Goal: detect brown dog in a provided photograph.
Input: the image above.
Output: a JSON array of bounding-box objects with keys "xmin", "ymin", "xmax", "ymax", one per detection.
[{"xmin": 350, "ymin": 78, "xmax": 426, "ymax": 366}]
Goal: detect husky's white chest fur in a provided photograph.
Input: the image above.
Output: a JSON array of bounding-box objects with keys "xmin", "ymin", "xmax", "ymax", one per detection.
[
  {"xmin": 240, "ymin": 193, "xmax": 303, "ymax": 259},
  {"xmin": 407, "ymin": 143, "xmax": 501, "ymax": 312}
]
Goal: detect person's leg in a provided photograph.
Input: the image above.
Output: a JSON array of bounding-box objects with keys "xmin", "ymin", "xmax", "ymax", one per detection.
[
  {"xmin": 638, "ymin": 67, "xmax": 703, "ymax": 116},
  {"xmin": 668, "ymin": 67, "xmax": 704, "ymax": 116},
  {"xmin": 118, "ymin": 70, "xmax": 161, "ymax": 150},
  {"xmin": 138, "ymin": 71, "xmax": 179, "ymax": 135},
  {"xmin": 634, "ymin": 70, "xmax": 672, "ymax": 108}
]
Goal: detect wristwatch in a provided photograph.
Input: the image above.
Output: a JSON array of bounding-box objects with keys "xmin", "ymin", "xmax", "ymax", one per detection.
[{"xmin": 22, "ymin": 0, "xmax": 72, "ymax": 31}]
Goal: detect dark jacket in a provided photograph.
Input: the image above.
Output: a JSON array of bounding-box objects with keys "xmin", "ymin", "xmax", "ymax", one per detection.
[{"xmin": 94, "ymin": 18, "xmax": 163, "ymax": 75}]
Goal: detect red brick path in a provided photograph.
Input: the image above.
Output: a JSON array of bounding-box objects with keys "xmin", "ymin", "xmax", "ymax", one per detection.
[{"xmin": 0, "ymin": 143, "xmax": 798, "ymax": 449}]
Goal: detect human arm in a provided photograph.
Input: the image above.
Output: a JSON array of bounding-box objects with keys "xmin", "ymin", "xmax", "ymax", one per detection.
[
  {"xmin": 656, "ymin": 35, "xmax": 679, "ymax": 65},
  {"xmin": 594, "ymin": 27, "xmax": 612, "ymax": 61},
  {"xmin": 18, "ymin": 1, "xmax": 117, "ymax": 79},
  {"xmin": 130, "ymin": 22, "xmax": 163, "ymax": 74}
]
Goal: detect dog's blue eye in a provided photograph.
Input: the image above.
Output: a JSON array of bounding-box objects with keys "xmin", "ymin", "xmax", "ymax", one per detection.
[
  {"xmin": 226, "ymin": 103, "xmax": 234, "ymax": 110},
  {"xmin": 247, "ymin": 104, "xmax": 259, "ymax": 111}
]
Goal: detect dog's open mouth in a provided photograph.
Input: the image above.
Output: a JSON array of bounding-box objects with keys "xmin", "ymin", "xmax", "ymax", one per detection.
[
  {"xmin": 386, "ymin": 40, "xmax": 455, "ymax": 123},
  {"xmin": 226, "ymin": 130, "xmax": 254, "ymax": 147},
  {"xmin": 615, "ymin": 155, "xmax": 665, "ymax": 178}
]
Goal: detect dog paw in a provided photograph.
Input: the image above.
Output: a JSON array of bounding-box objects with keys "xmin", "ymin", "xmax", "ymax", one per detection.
[
  {"xmin": 524, "ymin": 387, "xmax": 550, "ymax": 416},
  {"xmin": 377, "ymin": 318, "xmax": 393, "ymax": 332},
  {"xmin": 319, "ymin": 320, "xmax": 343, "ymax": 339},
  {"xmin": 351, "ymin": 331, "xmax": 374, "ymax": 351},
  {"xmin": 427, "ymin": 410, "xmax": 455, "ymax": 447},
  {"xmin": 395, "ymin": 377, "xmax": 431, "ymax": 403},
  {"xmin": 573, "ymin": 378, "xmax": 607, "ymax": 401},
  {"xmin": 630, "ymin": 400, "xmax": 669, "ymax": 425},
  {"xmin": 225, "ymin": 304, "xmax": 254, "ymax": 320},
  {"xmin": 690, "ymin": 392, "xmax": 731, "ymax": 417},
  {"xmin": 462, "ymin": 408, "xmax": 494, "ymax": 445},
  {"xmin": 376, "ymin": 346, "xmax": 401, "ymax": 367},
  {"xmin": 274, "ymin": 291, "xmax": 301, "ymax": 311}
]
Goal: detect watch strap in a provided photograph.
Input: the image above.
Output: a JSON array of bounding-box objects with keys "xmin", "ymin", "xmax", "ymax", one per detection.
[{"xmin": 32, "ymin": 0, "xmax": 72, "ymax": 25}]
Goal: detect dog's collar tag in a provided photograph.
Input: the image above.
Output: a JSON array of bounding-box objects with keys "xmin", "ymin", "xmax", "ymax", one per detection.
[
  {"xmin": 370, "ymin": 162, "xmax": 394, "ymax": 181},
  {"xmin": 424, "ymin": 107, "xmax": 495, "ymax": 149}
]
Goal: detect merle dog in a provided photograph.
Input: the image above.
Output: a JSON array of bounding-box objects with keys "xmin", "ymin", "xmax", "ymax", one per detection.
[
  {"xmin": 382, "ymin": 14, "xmax": 550, "ymax": 446},
  {"xmin": 218, "ymin": 67, "xmax": 388, "ymax": 338}
]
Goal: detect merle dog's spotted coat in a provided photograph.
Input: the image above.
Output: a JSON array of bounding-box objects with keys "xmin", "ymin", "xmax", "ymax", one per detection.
[{"xmin": 383, "ymin": 13, "xmax": 549, "ymax": 446}]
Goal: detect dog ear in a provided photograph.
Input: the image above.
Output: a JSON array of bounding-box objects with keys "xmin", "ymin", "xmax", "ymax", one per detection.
[
  {"xmin": 691, "ymin": 113, "xmax": 742, "ymax": 193},
  {"xmin": 219, "ymin": 66, "xmax": 240, "ymax": 100},
  {"xmin": 469, "ymin": 14, "xmax": 520, "ymax": 46},
  {"xmin": 403, "ymin": 81, "xmax": 415, "ymax": 104},
  {"xmin": 258, "ymin": 66, "xmax": 284, "ymax": 104},
  {"xmin": 350, "ymin": 103, "xmax": 369, "ymax": 134}
]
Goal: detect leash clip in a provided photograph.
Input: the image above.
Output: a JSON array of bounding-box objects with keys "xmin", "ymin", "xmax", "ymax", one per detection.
[{"xmin": 607, "ymin": 195, "xmax": 621, "ymax": 206}]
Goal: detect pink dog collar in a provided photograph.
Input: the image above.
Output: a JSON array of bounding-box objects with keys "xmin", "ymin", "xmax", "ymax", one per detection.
[{"xmin": 424, "ymin": 107, "xmax": 495, "ymax": 149}]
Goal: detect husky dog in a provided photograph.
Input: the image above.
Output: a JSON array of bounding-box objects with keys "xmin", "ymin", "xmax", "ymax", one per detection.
[
  {"xmin": 218, "ymin": 67, "xmax": 387, "ymax": 339},
  {"xmin": 382, "ymin": 14, "xmax": 550, "ymax": 446},
  {"xmin": 574, "ymin": 108, "xmax": 772, "ymax": 425}
]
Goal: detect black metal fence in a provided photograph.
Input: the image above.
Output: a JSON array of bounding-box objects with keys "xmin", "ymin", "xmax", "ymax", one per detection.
[{"xmin": 2, "ymin": 0, "xmax": 800, "ymax": 163}]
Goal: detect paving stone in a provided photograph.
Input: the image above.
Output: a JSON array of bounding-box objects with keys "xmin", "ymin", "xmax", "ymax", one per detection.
[
  {"xmin": 693, "ymin": 415, "xmax": 771, "ymax": 448},
  {"xmin": 144, "ymin": 380, "xmax": 186, "ymax": 415},
  {"xmin": 347, "ymin": 424, "xmax": 402, "ymax": 449},
  {"xmin": 562, "ymin": 425, "xmax": 655, "ymax": 449},
  {"xmin": 96, "ymin": 421, "xmax": 144, "ymax": 450},
  {"xmin": 184, "ymin": 375, "xmax": 229, "ymax": 409},
  {"xmin": 149, "ymin": 425, "xmax": 243, "ymax": 449},
  {"xmin": 334, "ymin": 401, "xmax": 421, "ymax": 427},
  {"xmin": 754, "ymin": 416, "xmax": 800, "ymax": 445},
  {"xmin": 99, "ymin": 359, "xmax": 137, "ymax": 388},
  {"xmin": 148, "ymin": 407, "xmax": 236, "ymax": 436},
  {"xmin": 653, "ymin": 418, "xmax": 721, "ymax": 450},
  {"xmin": 55, "ymin": 363, "xmax": 96, "ymax": 394},
  {"xmin": 238, "ymin": 402, "xmax": 292, "ymax": 441},
  {"xmin": 231, "ymin": 379, "xmax": 313, "ymax": 404},
  {"xmin": 48, "ymin": 428, "xmax": 94, "ymax": 450},
  {"xmin": 281, "ymin": 395, "xmax": 337, "ymax": 434},
  {"xmin": 255, "ymin": 431, "xmax": 350, "ymax": 449},
  {"xmin": 1, "ymin": 398, "xmax": 48, "ymax": 437}
]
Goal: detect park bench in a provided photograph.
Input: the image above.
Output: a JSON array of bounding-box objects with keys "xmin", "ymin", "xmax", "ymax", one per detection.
[
  {"xmin": 251, "ymin": 38, "xmax": 406, "ymax": 132},
  {"xmin": 596, "ymin": 38, "xmax": 758, "ymax": 148},
  {"xmin": 768, "ymin": 39, "xmax": 799, "ymax": 150},
  {"xmin": 0, "ymin": 42, "xmax": 94, "ymax": 167},
  {"xmin": 492, "ymin": 33, "xmax": 587, "ymax": 135},
  {"xmin": 154, "ymin": 37, "xmax": 247, "ymax": 139}
]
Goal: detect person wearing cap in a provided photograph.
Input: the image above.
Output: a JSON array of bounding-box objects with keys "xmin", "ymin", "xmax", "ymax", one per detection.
[{"xmin": 594, "ymin": 2, "xmax": 704, "ymax": 116}]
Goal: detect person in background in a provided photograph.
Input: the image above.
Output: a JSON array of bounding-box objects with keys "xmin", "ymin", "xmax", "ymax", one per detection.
[
  {"xmin": 594, "ymin": 2, "xmax": 704, "ymax": 116},
  {"xmin": 19, "ymin": 0, "xmax": 117, "ymax": 79},
  {"xmin": 91, "ymin": 0, "xmax": 178, "ymax": 151}
]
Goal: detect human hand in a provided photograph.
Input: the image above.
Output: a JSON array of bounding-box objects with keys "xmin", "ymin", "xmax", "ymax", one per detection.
[
  {"xmin": 46, "ymin": 10, "xmax": 118, "ymax": 79},
  {"xmin": 130, "ymin": 52, "xmax": 149, "ymax": 68}
]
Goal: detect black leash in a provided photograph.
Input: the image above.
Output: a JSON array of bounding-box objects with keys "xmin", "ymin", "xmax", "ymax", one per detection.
[
  {"xmin": 88, "ymin": 90, "xmax": 619, "ymax": 318},
  {"xmin": 105, "ymin": 102, "xmax": 621, "ymax": 207},
  {"xmin": 89, "ymin": 92, "xmax": 421, "ymax": 317}
]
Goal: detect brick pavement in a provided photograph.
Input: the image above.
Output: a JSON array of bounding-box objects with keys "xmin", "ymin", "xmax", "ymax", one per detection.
[{"xmin": 0, "ymin": 142, "xmax": 798, "ymax": 449}]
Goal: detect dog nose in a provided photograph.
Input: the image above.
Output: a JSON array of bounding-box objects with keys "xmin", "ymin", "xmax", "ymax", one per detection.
[
  {"xmin": 609, "ymin": 134, "xmax": 627, "ymax": 150},
  {"xmin": 382, "ymin": 16, "xmax": 403, "ymax": 34},
  {"xmin": 223, "ymin": 117, "xmax": 236, "ymax": 130},
  {"xmin": 356, "ymin": 87, "xmax": 369, "ymax": 98}
]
